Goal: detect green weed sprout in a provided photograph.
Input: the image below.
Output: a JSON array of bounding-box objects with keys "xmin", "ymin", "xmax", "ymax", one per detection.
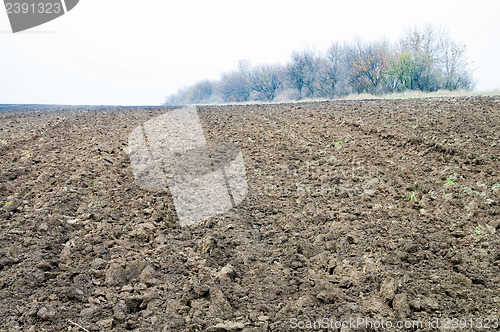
[
  {"xmin": 445, "ymin": 173, "xmax": 457, "ymax": 186},
  {"xmin": 473, "ymin": 225, "xmax": 482, "ymax": 235},
  {"xmin": 407, "ymin": 183, "xmax": 418, "ymax": 202},
  {"xmin": 91, "ymin": 181, "xmax": 98, "ymax": 186},
  {"xmin": 411, "ymin": 124, "xmax": 418, "ymax": 129},
  {"xmin": 4, "ymin": 201, "xmax": 12, "ymax": 206}
]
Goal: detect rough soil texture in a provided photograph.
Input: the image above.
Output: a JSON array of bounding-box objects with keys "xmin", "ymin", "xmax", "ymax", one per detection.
[{"xmin": 0, "ymin": 97, "xmax": 499, "ymax": 331}]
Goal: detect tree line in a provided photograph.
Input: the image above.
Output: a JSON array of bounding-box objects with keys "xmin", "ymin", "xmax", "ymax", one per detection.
[{"xmin": 165, "ymin": 25, "xmax": 474, "ymax": 105}]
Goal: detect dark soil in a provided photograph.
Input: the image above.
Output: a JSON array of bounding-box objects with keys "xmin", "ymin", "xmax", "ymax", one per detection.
[{"xmin": 0, "ymin": 97, "xmax": 499, "ymax": 331}]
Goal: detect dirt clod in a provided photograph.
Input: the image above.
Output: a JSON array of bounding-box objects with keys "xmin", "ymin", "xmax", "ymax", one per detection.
[{"xmin": 36, "ymin": 306, "xmax": 56, "ymax": 321}]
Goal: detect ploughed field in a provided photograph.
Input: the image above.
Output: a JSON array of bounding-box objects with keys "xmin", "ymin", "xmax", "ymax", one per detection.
[{"xmin": 0, "ymin": 97, "xmax": 499, "ymax": 331}]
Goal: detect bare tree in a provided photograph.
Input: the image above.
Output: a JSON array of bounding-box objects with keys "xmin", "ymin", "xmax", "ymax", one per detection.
[
  {"xmin": 249, "ymin": 64, "xmax": 283, "ymax": 101},
  {"xmin": 218, "ymin": 61, "xmax": 252, "ymax": 102},
  {"xmin": 398, "ymin": 24, "xmax": 443, "ymax": 91},
  {"xmin": 187, "ymin": 80, "xmax": 215, "ymax": 103},
  {"xmin": 349, "ymin": 40, "xmax": 391, "ymax": 94},
  {"xmin": 399, "ymin": 24, "xmax": 474, "ymax": 91},
  {"xmin": 317, "ymin": 42, "xmax": 348, "ymax": 97},
  {"xmin": 442, "ymin": 39, "xmax": 473, "ymax": 90},
  {"xmin": 400, "ymin": 24, "xmax": 446, "ymax": 60},
  {"xmin": 165, "ymin": 80, "xmax": 216, "ymax": 105},
  {"xmin": 398, "ymin": 24, "xmax": 474, "ymax": 91},
  {"xmin": 287, "ymin": 49, "xmax": 320, "ymax": 98}
]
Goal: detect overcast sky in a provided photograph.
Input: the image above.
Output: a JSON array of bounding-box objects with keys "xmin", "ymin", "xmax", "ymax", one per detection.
[{"xmin": 1, "ymin": 0, "xmax": 499, "ymax": 105}]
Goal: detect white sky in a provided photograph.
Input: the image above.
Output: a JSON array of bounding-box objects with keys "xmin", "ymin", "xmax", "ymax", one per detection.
[{"xmin": 0, "ymin": 0, "xmax": 499, "ymax": 105}]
